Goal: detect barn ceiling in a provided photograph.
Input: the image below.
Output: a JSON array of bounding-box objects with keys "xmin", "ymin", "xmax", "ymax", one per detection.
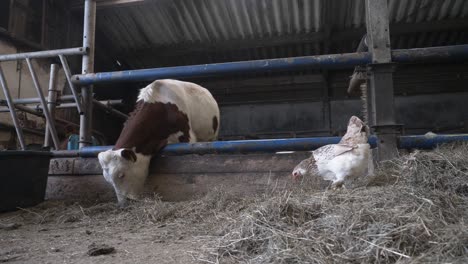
[{"xmin": 68, "ymin": 0, "xmax": 468, "ymax": 71}]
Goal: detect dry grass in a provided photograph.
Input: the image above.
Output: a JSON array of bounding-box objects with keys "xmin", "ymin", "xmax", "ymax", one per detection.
[
  {"xmin": 192, "ymin": 143, "xmax": 468, "ymax": 264},
  {"xmin": 4, "ymin": 143, "xmax": 468, "ymax": 264}
]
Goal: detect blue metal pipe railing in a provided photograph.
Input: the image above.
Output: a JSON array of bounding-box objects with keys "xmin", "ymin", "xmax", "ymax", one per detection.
[
  {"xmin": 51, "ymin": 134, "xmax": 468, "ymax": 157},
  {"xmin": 398, "ymin": 134, "xmax": 468, "ymax": 149},
  {"xmin": 72, "ymin": 45, "xmax": 468, "ymax": 85}
]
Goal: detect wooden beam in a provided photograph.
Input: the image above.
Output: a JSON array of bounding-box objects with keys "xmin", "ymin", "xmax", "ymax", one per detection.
[
  {"xmin": 366, "ymin": 0, "xmax": 391, "ymax": 63},
  {"xmin": 365, "ymin": 0, "xmax": 398, "ymax": 161}
]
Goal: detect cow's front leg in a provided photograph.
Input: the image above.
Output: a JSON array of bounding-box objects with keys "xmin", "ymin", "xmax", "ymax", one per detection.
[{"xmin": 189, "ymin": 130, "xmax": 197, "ymax": 143}]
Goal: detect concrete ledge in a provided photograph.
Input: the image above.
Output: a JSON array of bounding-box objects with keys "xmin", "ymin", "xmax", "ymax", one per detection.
[
  {"xmin": 46, "ymin": 175, "xmax": 115, "ymax": 202},
  {"xmin": 47, "ymin": 152, "xmax": 311, "ymax": 202}
]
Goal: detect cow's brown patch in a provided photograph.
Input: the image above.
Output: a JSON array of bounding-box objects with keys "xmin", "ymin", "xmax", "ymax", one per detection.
[
  {"xmin": 212, "ymin": 116, "xmax": 218, "ymax": 134},
  {"xmin": 115, "ymin": 101, "xmax": 190, "ymax": 155}
]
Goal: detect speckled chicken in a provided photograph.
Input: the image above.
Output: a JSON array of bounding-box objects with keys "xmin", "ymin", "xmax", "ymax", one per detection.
[{"xmin": 292, "ymin": 116, "xmax": 372, "ymax": 189}]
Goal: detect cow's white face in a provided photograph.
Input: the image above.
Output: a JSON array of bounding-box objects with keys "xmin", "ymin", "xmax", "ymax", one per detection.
[{"xmin": 98, "ymin": 148, "xmax": 151, "ymax": 206}]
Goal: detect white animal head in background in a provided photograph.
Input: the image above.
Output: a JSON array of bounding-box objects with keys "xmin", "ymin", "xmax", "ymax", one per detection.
[
  {"xmin": 98, "ymin": 148, "xmax": 151, "ymax": 206},
  {"xmin": 340, "ymin": 116, "xmax": 369, "ymax": 145}
]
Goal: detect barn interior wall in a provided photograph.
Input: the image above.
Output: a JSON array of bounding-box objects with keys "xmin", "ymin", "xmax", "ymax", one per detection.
[
  {"xmin": 205, "ymin": 62, "xmax": 468, "ymax": 140},
  {"xmin": 218, "ymin": 92, "xmax": 468, "ymax": 140},
  {"xmin": 92, "ymin": 60, "xmax": 467, "ymax": 142}
]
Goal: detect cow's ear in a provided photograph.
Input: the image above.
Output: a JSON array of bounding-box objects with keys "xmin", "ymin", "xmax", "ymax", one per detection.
[{"xmin": 121, "ymin": 149, "xmax": 137, "ymax": 162}]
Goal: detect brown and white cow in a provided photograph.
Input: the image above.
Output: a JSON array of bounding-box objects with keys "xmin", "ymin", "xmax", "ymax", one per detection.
[{"xmin": 98, "ymin": 79, "xmax": 220, "ymax": 206}]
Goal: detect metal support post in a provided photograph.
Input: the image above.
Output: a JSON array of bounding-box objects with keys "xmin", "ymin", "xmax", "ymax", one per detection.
[
  {"xmin": 365, "ymin": 0, "xmax": 399, "ymax": 161},
  {"xmin": 80, "ymin": 0, "xmax": 96, "ymax": 149},
  {"xmin": 44, "ymin": 64, "xmax": 58, "ymax": 148},
  {"xmin": 0, "ymin": 64, "xmax": 26, "ymax": 149},
  {"xmin": 25, "ymin": 58, "xmax": 60, "ymax": 149}
]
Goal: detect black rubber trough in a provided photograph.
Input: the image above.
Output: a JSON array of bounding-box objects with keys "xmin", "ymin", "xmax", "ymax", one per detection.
[{"xmin": 0, "ymin": 151, "xmax": 52, "ymax": 212}]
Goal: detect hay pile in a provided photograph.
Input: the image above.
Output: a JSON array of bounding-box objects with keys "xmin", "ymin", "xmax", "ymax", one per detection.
[{"xmin": 194, "ymin": 143, "xmax": 468, "ymax": 263}]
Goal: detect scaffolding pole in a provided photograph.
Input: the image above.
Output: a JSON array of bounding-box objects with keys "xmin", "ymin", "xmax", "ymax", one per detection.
[
  {"xmin": 51, "ymin": 134, "xmax": 468, "ymax": 157},
  {"xmin": 79, "ymin": 0, "xmax": 97, "ymax": 149},
  {"xmin": 0, "ymin": 47, "xmax": 86, "ymax": 62},
  {"xmin": 72, "ymin": 45, "xmax": 468, "ymax": 85},
  {"xmin": 0, "ymin": 64, "xmax": 26, "ymax": 149},
  {"xmin": 25, "ymin": 58, "xmax": 60, "ymax": 149},
  {"xmin": 11, "ymin": 95, "xmax": 77, "ymax": 105},
  {"xmin": 59, "ymin": 55, "xmax": 83, "ymax": 114},
  {"xmin": 44, "ymin": 64, "xmax": 59, "ymax": 148}
]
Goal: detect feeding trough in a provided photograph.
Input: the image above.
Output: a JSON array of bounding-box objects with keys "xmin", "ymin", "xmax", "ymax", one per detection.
[{"xmin": 0, "ymin": 150, "xmax": 52, "ymax": 212}]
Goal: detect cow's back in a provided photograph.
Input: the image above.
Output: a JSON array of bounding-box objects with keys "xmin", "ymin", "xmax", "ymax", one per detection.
[{"xmin": 138, "ymin": 79, "xmax": 220, "ymax": 142}]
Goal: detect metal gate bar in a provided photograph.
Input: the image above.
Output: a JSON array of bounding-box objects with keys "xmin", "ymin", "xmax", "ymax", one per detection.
[
  {"xmin": 25, "ymin": 58, "xmax": 60, "ymax": 149},
  {"xmin": 51, "ymin": 134, "xmax": 468, "ymax": 157},
  {"xmin": 0, "ymin": 64, "xmax": 26, "ymax": 149}
]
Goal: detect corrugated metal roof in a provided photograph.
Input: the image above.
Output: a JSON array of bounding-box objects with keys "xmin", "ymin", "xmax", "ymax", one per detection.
[{"xmin": 86, "ymin": 0, "xmax": 468, "ymax": 69}]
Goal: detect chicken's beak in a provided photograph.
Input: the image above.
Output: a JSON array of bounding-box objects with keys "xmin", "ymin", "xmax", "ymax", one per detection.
[{"xmin": 291, "ymin": 171, "xmax": 301, "ymax": 181}]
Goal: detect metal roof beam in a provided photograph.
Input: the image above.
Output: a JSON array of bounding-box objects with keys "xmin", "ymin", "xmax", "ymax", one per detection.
[
  {"xmin": 71, "ymin": 0, "xmax": 148, "ymax": 10},
  {"xmin": 116, "ymin": 18, "xmax": 468, "ymax": 59}
]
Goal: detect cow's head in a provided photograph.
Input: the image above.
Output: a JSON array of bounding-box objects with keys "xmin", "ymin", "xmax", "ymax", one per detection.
[{"xmin": 98, "ymin": 148, "xmax": 151, "ymax": 207}]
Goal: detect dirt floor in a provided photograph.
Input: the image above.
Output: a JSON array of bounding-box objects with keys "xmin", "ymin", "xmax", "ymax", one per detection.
[
  {"xmin": 1, "ymin": 144, "xmax": 468, "ymax": 264},
  {"xmin": 0, "ymin": 200, "xmax": 203, "ymax": 264},
  {"xmin": 0, "ymin": 188, "xmax": 258, "ymax": 264}
]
